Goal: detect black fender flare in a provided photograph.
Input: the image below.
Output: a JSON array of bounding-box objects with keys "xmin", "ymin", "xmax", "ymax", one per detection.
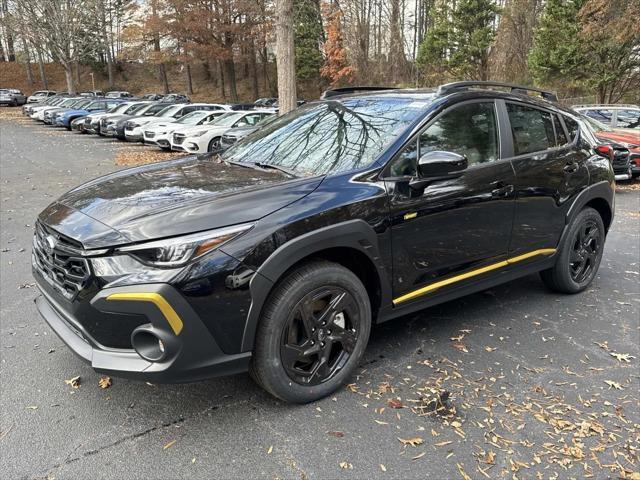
[
  {"xmin": 558, "ymin": 180, "xmax": 614, "ymax": 247},
  {"xmin": 240, "ymin": 219, "xmax": 391, "ymax": 352}
]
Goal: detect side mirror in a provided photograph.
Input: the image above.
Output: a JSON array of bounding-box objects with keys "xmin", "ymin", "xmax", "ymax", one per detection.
[
  {"xmin": 410, "ymin": 151, "xmax": 468, "ymax": 190},
  {"xmin": 595, "ymin": 144, "xmax": 614, "ymax": 161}
]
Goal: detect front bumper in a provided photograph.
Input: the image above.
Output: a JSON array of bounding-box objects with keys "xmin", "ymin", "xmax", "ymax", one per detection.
[{"xmin": 35, "ymin": 281, "xmax": 252, "ymax": 382}]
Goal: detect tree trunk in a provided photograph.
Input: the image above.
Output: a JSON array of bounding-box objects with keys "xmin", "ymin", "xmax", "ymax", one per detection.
[
  {"xmin": 218, "ymin": 59, "xmax": 226, "ymax": 98},
  {"xmin": 64, "ymin": 64, "xmax": 76, "ymax": 94},
  {"xmin": 22, "ymin": 37, "xmax": 35, "ymax": 86},
  {"xmin": 158, "ymin": 63, "xmax": 169, "ymax": 93},
  {"xmin": 185, "ymin": 62, "xmax": 193, "ymax": 95},
  {"xmin": 75, "ymin": 61, "xmax": 81, "ymax": 88},
  {"xmin": 37, "ymin": 49, "xmax": 48, "ymax": 89},
  {"xmin": 100, "ymin": 0, "xmax": 115, "ymax": 87},
  {"xmin": 0, "ymin": 34, "xmax": 6, "ymax": 61},
  {"xmin": 2, "ymin": 0, "xmax": 15, "ymax": 61},
  {"xmin": 223, "ymin": 58, "xmax": 238, "ymax": 102},
  {"xmin": 275, "ymin": 0, "xmax": 297, "ymax": 114},
  {"xmin": 248, "ymin": 39, "xmax": 259, "ymax": 99}
]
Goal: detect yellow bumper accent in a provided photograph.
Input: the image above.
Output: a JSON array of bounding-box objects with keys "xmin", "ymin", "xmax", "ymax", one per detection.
[
  {"xmin": 106, "ymin": 292, "xmax": 184, "ymax": 335},
  {"xmin": 393, "ymin": 248, "xmax": 557, "ymax": 305}
]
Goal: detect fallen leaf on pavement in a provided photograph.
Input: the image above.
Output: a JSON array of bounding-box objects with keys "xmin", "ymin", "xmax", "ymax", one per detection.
[
  {"xmin": 380, "ymin": 464, "xmax": 387, "ymax": 472},
  {"xmin": 98, "ymin": 376, "xmax": 112, "ymax": 389},
  {"xmin": 412, "ymin": 452, "xmax": 426, "ymax": 461},
  {"xmin": 387, "ymin": 397, "xmax": 403, "ymax": 409},
  {"xmin": 163, "ymin": 440, "xmax": 176, "ymax": 450},
  {"xmin": 339, "ymin": 461, "xmax": 353, "ymax": 469},
  {"xmin": 610, "ymin": 352, "xmax": 635, "ymax": 363},
  {"xmin": 457, "ymin": 462, "xmax": 472, "ymax": 480},
  {"xmin": 327, "ymin": 431, "xmax": 344, "ymax": 438},
  {"xmin": 65, "ymin": 376, "xmax": 81, "ymax": 389},
  {"xmin": 604, "ymin": 380, "xmax": 624, "ymax": 390},
  {"xmin": 398, "ymin": 437, "xmax": 423, "ymax": 446}
]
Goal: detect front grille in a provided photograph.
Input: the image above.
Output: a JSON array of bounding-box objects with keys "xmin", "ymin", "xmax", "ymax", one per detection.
[
  {"xmin": 145, "ymin": 131, "xmax": 155, "ymax": 139},
  {"xmin": 32, "ymin": 222, "xmax": 90, "ymax": 301},
  {"xmin": 173, "ymin": 133, "xmax": 185, "ymax": 145},
  {"xmin": 124, "ymin": 121, "xmax": 135, "ymax": 129}
]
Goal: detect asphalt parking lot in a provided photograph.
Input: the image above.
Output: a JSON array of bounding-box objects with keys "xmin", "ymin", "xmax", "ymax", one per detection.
[{"xmin": 1, "ymin": 111, "xmax": 639, "ymax": 480}]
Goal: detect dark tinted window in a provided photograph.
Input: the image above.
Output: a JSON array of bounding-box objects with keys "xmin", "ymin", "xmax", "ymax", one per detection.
[
  {"xmin": 553, "ymin": 115, "xmax": 568, "ymax": 145},
  {"xmin": 616, "ymin": 109, "xmax": 640, "ymax": 129},
  {"xmin": 564, "ymin": 116, "xmax": 580, "ymax": 141},
  {"xmin": 420, "ymin": 102, "xmax": 499, "ymax": 166},
  {"xmin": 507, "ymin": 103, "xmax": 555, "ymax": 155}
]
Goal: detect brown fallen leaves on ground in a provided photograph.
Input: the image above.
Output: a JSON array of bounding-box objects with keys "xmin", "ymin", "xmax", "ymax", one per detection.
[
  {"xmin": 114, "ymin": 149, "xmax": 187, "ymax": 167},
  {"xmin": 98, "ymin": 376, "xmax": 112, "ymax": 389}
]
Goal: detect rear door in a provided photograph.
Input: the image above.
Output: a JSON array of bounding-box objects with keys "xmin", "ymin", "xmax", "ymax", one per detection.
[
  {"xmin": 503, "ymin": 102, "xmax": 589, "ymax": 256},
  {"xmin": 385, "ymin": 99, "xmax": 516, "ymax": 305}
]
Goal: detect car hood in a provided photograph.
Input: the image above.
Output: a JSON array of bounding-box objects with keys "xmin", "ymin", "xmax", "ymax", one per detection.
[
  {"xmin": 145, "ymin": 121, "xmax": 180, "ymax": 131},
  {"xmin": 40, "ymin": 156, "xmax": 322, "ymax": 248},
  {"xmin": 226, "ymin": 126, "xmax": 259, "ymax": 138},
  {"xmin": 595, "ymin": 130, "xmax": 640, "ymax": 147},
  {"xmin": 61, "ymin": 109, "xmax": 91, "ymax": 117}
]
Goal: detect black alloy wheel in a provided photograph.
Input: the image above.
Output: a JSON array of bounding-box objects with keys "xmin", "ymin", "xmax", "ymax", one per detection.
[
  {"xmin": 280, "ymin": 287, "xmax": 360, "ymax": 386},
  {"xmin": 540, "ymin": 207, "xmax": 605, "ymax": 294},
  {"xmin": 252, "ymin": 260, "xmax": 371, "ymax": 403},
  {"xmin": 569, "ymin": 219, "xmax": 601, "ymax": 283}
]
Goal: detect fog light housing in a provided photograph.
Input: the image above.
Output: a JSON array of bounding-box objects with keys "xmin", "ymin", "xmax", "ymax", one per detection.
[{"xmin": 131, "ymin": 327, "xmax": 169, "ymax": 362}]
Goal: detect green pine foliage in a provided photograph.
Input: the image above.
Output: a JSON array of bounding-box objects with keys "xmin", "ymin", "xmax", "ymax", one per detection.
[
  {"xmin": 528, "ymin": 0, "xmax": 588, "ymax": 87},
  {"xmin": 294, "ymin": 0, "xmax": 324, "ymax": 81},
  {"xmin": 416, "ymin": 0, "xmax": 499, "ymax": 82}
]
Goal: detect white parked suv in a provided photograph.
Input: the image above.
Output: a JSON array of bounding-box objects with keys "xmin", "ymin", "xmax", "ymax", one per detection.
[
  {"xmin": 124, "ymin": 103, "xmax": 231, "ymax": 141},
  {"xmin": 170, "ymin": 110, "xmax": 274, "ymax": 153},
  {"xmin": 143, "ymin": 110, "xmax": 228, "ymax": 149}
]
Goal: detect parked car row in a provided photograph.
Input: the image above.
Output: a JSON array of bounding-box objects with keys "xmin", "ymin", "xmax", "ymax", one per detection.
[{"xmin": 19, "ymin": 93, "xmax": 278, "ymax": 154}]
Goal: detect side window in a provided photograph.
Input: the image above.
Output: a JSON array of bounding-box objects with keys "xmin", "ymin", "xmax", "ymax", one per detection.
[
  {"xmin": 506, "ymin": 103, "xmax": 555, "ymax": 156},
  {"xmin": 563, "ymin": 116, "xmax": 580, "ymax": 141},
  {"xmin": 584, "ymin": 109, "xmax": 613, "ymax": 125},
  {"xmin": 389, "ymin": 140, "xmax": 418, "ymax": 177},
  {"xmin": 553, "ymin": 115, "xmax": 568, "ymax": 145},
  {"xmin": 419, "ymin": 102, "xmax": 499, "ymax": 166},
  {"xmin": 616, "ymin": 109, "xmax": 640, "ymax": 129}
]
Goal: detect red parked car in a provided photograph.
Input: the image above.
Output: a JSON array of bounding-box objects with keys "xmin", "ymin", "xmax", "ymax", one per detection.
[{"xmin": 581, "ymin": 115, "xmax": 640, "ymax": 178}]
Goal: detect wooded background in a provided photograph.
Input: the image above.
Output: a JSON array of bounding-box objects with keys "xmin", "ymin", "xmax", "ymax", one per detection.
[{"xmin": 0, "ymin": 0, "xmax": 638, "ymax": 104}]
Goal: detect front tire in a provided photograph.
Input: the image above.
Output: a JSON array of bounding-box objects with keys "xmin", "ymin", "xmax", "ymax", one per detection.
[
  {"xmin": 207, "ymin": 137, "xmax": 221, "ymax": 152},
  {"xmin": 540, "ymin": 207, "xmax": 605, "ymax": 293},
  {"xmin": 251, "ymin": 260, "xmax": 371, "ymax": 403}
]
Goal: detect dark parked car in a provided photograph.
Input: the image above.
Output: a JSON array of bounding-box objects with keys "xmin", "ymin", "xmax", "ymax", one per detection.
[
  {"xmin": 161, "ymin": 93, "xmax": 190, "ymax": 103},
  {"xmin": 32, "ymin": 82, "xmax": 615, "ymax": 403},
  {"xmin": 218, "ymin": 115, "xmax": 277, "ymax": 151},
  {"xmin": 254, "ymin": 97, "xmax": 277, "ymax": 107},
  {"xmin": 0, "ymin": 88, "xmax": 27, "ymax": 106}
]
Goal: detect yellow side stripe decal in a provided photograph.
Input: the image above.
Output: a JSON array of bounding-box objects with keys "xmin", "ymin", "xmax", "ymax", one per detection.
[
  {"xmin": 392, "ymin": 248, "xmax": 557, "ymax": 305},
  {"xmin": 106, "ymin": 292, "xmax": 184, "ymax": 335}
]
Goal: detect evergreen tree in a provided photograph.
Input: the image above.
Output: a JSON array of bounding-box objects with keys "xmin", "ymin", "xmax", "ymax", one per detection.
[
  {"xmin": 449, "ymin": 0, "xmax": 500, "ymax": 80},
  {"xmin": 294, "ymin": 0, "xmax": 323, "ymax": 81},
  {"xmin": 528, "ymin": 0, "xmax": 588, "ymax": 88},
  {"xmin": 416, "ymin": 0, "xmax": 499, "ymax": 83}
]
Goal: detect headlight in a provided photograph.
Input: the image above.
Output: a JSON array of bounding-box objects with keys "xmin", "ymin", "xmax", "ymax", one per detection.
[
  {"xmin": 190, "ymin": 130, "xmax": 209, "ymax": 138},
  {"xmin": 116, "ymin": 223, "xmax": 253, "ymax": 268}
]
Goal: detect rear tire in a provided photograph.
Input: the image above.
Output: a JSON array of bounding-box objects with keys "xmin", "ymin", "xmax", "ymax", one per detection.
[
  {"xmin": 540, "ymin": 207, "xmax": 605, "ymax": 293},
  {"xmin": 251, "ymin": 260, "xmax": 371, "ymax": 403}
]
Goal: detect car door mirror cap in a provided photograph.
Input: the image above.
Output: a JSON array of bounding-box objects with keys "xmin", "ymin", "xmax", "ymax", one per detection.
[{"xmin": 410, "ymin": 151, "xmax": 468, "ymax": 190}]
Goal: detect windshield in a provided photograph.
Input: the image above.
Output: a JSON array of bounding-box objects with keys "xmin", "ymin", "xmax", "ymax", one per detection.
[
  {"xmin": 143, "ymin": 103, "xmax": 170, "ymax": 116},
  {"xmin": 582, "ymin": 115, "xmax": 612, "ymax": 132},
  {"xmin": 221, "ymin": 98, "xmax": 429, "ymax": 176},
  {"xmin": 209, "ymin": 112, "xmax": 246, "ymax": 127},
  {"xmin": 175, "ymin": 111, "xmax": 210, "ymax": 124},
  {"xmin": 157, "ymin": 105, "xmax": 182, "ymax": 117},
  {"xmin": 110, "ymin": 103, "xmax": 130, "ymax": 113}
]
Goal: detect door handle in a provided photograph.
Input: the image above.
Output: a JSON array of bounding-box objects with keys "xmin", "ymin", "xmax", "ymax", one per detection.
[
  {"xmin": 563, "ymin": 161, "xmax": 579, "ymax": 173},
  {"xmin": 491, "ymin": 182, "xmax": 514, "ymax": 198}
]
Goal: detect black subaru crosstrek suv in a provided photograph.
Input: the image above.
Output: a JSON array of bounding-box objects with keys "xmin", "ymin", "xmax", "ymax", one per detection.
[{"xmin": 33, "ymin": 82, "xmax": 616, "ymax": 403}]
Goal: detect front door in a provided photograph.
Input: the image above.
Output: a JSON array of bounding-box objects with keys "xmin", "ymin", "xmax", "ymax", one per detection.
[{"xmin": 384, "ymin": 100, "xmax": 516, "ymax": 306}]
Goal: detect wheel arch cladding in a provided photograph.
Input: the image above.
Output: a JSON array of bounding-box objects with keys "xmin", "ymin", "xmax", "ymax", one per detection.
[
  {"xmin": 239, "ymin": 219, "xmax": 390, "ymax": 352},
  {"xmin": 584, "ymin": 198, "xmax": 612, "ymax": 233},
  {"xmin": 565, "ymin": 181, "xmax": 614, "ymax": 233}
]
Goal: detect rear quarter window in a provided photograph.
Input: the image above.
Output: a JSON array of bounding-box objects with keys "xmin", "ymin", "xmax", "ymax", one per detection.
[{"xmin": 506, "ymin": 103, "xmax": 555, "ymax": 156}]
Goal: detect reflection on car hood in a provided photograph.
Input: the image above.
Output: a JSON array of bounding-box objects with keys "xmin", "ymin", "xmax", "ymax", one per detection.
[
  {"xmin": 595, "ymin": 130, "xmax": 640, "ymax": 146},
  {"xmin": 40, "ymin": 156, "xmax": 321, "ymax": 247}
]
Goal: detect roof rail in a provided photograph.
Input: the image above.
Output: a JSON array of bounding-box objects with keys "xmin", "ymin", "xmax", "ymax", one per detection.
[
  {"xmin": 320, "ymin": 86, "xmax": 398, "ymax": 99},
  {"xmin": 437, "ymin": 81, "xmax": 558, "ymax": 102}
]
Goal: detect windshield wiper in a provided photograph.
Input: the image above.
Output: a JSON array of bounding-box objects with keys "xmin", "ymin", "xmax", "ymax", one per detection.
[{"xmin": 253, "ymin": 162, "xmax": 298, "ymax": 177}]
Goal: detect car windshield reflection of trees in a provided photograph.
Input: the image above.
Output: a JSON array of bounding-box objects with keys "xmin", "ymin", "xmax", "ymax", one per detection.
[{"xmin": 221, "ymin": 99, "xmax": 425, "ymax": 176}]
